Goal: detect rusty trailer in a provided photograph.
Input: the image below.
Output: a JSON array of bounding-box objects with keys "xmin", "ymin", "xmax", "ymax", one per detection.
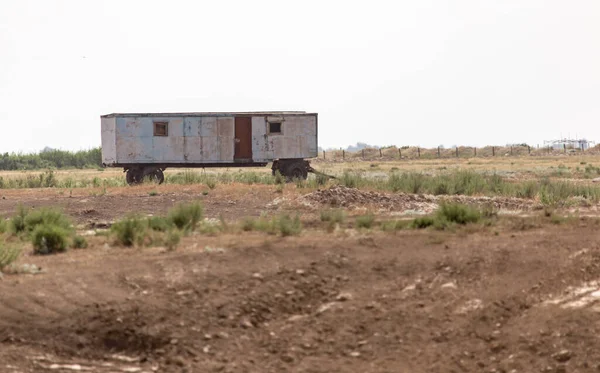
[{"xmin": 101, "ymin": 111, "xmax": 318, "ymax": 185}]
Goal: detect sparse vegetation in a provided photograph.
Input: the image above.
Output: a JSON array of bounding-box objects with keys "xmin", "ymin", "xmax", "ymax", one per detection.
[
  {"xmin": 111, "ymin": 215, "xmax": 147, "ymax": 247},
  {"xmin": 320, "ymin": 209, "xmax": 346, "ymax": 224},
  {"xmin": 32, "ymin": 224, "xmax": 70, "ymax": 255},
  {"xmin": 72, "ymin": 235, "xmax": 88, "ymax": 249},
  {"xmin": 241, "ymin": 214, "xmax": 303, "ymax": 236},
  {"xmin": 165, "ymin": 229, "xmax": 182, "ymax": 251},
  {"xmin": 0, "ymin": 244, "xmax": 20, "ymax": 270},
  {"xmin": 168, "ymin": 202, "xmax": 204, "ymax": 232},
  {"xmin": 356, "ymin": 214, "xmax": 375, "ymax": 229}
]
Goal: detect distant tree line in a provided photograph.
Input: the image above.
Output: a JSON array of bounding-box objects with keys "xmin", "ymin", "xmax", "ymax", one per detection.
[{"xmin": 0, "ymin": 147, "xmax": 102, "ymax": 170}]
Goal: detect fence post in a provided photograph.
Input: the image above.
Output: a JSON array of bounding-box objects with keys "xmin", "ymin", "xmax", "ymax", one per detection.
[
  {"xmin": 379, "ymin": 148, "xmax": 383, "ymax": 158},
  {"xmin": 474, "ymin": 147, "xmax": 477, "ymax": 157},
  {"xmin": 492, "ymin": 146, "xmax": 495, "ymax": 157},
  {"xmin": 438, "ymin": 147, "xmax": 441, "ymax": 158},
  {"xmin": 511, "ymin": 146, "xmax": 513, "ymax": 156},
  {"xmin": 528, "ymin": 146, "xmax": 531, "ymax": 154},
  {"xmin": 342, "ymin": 150, "xmax": 345, "ymax": 160},
  {"xmin": 362, "ymin": 149, "xmax": 365, "ymax": 159},
  {"xmin": 417, "ymin": 147, "xmax": 420, "ymax": 158},
  {"xmin": 456, "ymin": 147, "xmax": 459, "ymax": 158},
  {"xmin": 399, "ymin": 148, "xmax": 401, "ymax": 159},
  {"xmin": 323, "ymin": 150, "xmax": 326, "ymax": 159},
  {"xmin": 564, "ymin": 144, "xmax": 566, "ymax": 154}
]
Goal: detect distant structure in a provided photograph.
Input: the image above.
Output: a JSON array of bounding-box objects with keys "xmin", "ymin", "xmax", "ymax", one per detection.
[{"xmin": 543, "ymin": 138, "xmax": 595, "ymax": 150}]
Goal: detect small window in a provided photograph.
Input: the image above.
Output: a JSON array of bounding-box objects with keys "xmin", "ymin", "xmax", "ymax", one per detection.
[
  {"xmin": 269, "ymin": 122, "xmax": 282, "ymax": 134},
  {"xmin": 154, "ymin": 122, "xmax": 168, "ymax": 136}
]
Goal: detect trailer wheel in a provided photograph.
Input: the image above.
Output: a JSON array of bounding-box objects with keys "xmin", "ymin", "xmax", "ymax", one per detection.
[
  {"xmin": 146, "ymin": 169, "xmax": 165, "ymax": 185},
  {"xmin": 285, "ymin": 162, "xmax": 308, "ymax": 181},
  {"xmin": 126, "ymin": 168, "xmax": 144, "ymax": 185},
  {"xmin": 126, "ymin": 168, "xmax": 164, "ymax": 185}
]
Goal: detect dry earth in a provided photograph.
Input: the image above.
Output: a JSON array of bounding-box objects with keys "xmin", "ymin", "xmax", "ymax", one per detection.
[{"xmin": 1, "ymin": 183, "xmax": 600, "ymax": 372}]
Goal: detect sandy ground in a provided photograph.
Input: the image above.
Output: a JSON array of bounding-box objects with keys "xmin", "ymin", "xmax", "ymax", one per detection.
[{"xmin": 1, "ymin": 170, "xmax": 600, "ymax": 372}]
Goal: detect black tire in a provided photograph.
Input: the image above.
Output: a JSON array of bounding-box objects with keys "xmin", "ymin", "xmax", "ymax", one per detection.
[
  {"xmin": 285, "ymin": 162, "xmax": 308, "ymax": 181},
  {"xmin": 126, "ymin": 168, "xmax": 143, "ymax": 185},
  {"xmin": 143, "ymin": 168, "xmax": 165, "ymax": 185},
  {"xmin": 126, "ymin": 168, "xmax": 164, "ymax": 185}
]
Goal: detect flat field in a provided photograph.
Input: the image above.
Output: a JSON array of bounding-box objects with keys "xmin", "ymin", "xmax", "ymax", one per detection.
[{"xmin": 2, "ymin": 156, "xmax": 600, "ymax": 373}]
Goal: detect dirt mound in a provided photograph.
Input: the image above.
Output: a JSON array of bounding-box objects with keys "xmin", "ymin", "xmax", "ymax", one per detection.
[{"xmin": 299, "ymin": 185, "xmax": 540, "ymax": 212}]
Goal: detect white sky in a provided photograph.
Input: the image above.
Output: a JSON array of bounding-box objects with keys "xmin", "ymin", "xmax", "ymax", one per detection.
[{"xmin": 1, "ymin": 0, "xmax": 599, "ymax": 153}]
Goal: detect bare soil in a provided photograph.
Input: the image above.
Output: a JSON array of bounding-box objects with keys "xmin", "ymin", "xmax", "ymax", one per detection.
[{"xmin": 1, "ymin": 185, "xmax": 600, "ymax": 372}]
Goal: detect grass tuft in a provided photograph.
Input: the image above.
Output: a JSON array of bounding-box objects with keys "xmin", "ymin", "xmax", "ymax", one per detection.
[
  {"xmin": 111, "ymin": 216, "xmax": 147, "ymax": 247},
  {"xmin": 0, "ymin": 244, "xmax": 20, "ymax": 269},
  {"xmin": 356, "ymin": 214, "xmax": 375, "ymax": 229},
  {"xmin": 32, "ymin": 224, "xmax": 70, "ymax": 255},
  {"xmin": 168, "ymin": 202, "xmax": 203, "ymax": 232}
]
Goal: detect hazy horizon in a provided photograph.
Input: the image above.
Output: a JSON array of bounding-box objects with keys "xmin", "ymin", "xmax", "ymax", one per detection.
[{"xmin": 2, "ymin": 0, "xmax": 599, "ymax": 153}]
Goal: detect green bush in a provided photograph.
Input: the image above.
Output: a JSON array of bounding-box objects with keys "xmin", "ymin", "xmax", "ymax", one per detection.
[
  {"xmin": 320, "ymin": 209, "xmax": 346, "ymax": 224},
  {"xmin": 0, "ymin": 244, "xmax": 20, "ymax": 269},
  {"xmin": 206, "ymin": 178, "xmax": 217, "ymax": 190},
  {"xmin": 168, "ymin": 202, "xmax": 203, "ymax": 232},
  {"xmin": 277, "ymin": 215, "xmax": 303, "ymax": 237},
  {"xmin": 381, "ymin": 220, "xmax": 410, "ymax": 232},
  {"xmin": 111, "ymin": 216, "xmax": 147, "ymax": 247},
  {"xmin": 356, "ymin": 214, "xmax": 375, "ymax": 229},
  {"xmin": 10, "ymin": 206, "xmax": 28, "ymax": 234},
  {"xmin": 411, "ymin": 216, "xmax": 436, "ymax": 229},
  {"xmin": 0, "ymin": 219, "xmax": 8, "ymax": 234},
  {"xmin": 24, "ymin": 208, "xmax": 72, "ymax": 233},
  {"xmin": 436, "ymin": 203, "xmax": 481, "ymax": 225},
  {"xmin": 165, "ymin": 229, "xmax": 181, "ymax": 251},
  {"xmin": 72, "ymin": 235, "xmax": 88, "ymax": 249},
  {"xmin": 148, "ymin": 216, "xmax": 172, "ymax": 232},
  {"xmin": 32, "ymin": 224, "xmax": 70, "ymax": 255}
]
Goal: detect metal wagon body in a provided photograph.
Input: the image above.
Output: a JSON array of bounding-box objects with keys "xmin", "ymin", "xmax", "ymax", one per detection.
[{"xmin": 101, "ymin": 111, "xmax": 318, "ymax": 184}]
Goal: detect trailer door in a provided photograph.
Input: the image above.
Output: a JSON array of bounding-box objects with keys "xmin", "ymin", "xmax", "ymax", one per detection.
[{"xmin": 234, "ymin": 117, "xmax": 252, "ymax": 160}]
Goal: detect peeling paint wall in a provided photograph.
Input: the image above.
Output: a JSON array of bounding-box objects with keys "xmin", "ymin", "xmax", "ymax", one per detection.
[
  {"xmin": 104, "ymin": 114, "xmax": 317, "ymax": 165},
  {"xmin": 252, "ymin": 115, "xmax": 318, "ymax": 161},
  {"xmin": 100, "ymin": 117, "xmax": 117, "ymax": 164}
]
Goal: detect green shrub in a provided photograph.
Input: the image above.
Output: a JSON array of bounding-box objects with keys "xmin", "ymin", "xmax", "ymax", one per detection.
[
  {"xmin": 165, "ymin": 229, "xmax": 181, "ymax": 251},
  {"xmin": 381, "ymin": 220, "xmax": 410, "ymax": 232},
  {"xmin": 277, "ymin": 215, "xmax": 302, "ymax": 237},
  {"xmin": 411, "ymin": 216, "xmax": 436, "ymax": 229},
  {"xmin": 315, "ymin": 173, "xmax": 329, "ymax": 186},
  {"xmin": 32, "ymin": 224, "xmax": 70, "ymax": 255},
  {"xmin": 0, "ymin": 219, "xmax": 8, "ymax": 234},
  {"xmin": 320, "ymin": 209, "xmax": 346, "ymax": 224},
  {"xmin": 23, "ymin": 208, "xmax": 72, "ymax": 234},
  {"xmin": 72, "ymin": 235, "xmax": 88, "ymax": 249},
  {"xmin": 168, "ymin": 202, "xmax": 204, "ymax": 232},
  {"xmin": 148, "ymin": 216, "xmax": 172, "ymax": 232},
  {"xmin": 436, "ymin": 203, "xmax": 481, "ymax": 225},
  {"xmin": 340, "ymin": 172, "xmax": 364, "ymax": 189},
  {"xmin": 206, "ymin": 178, "xmax": 217, "ymax": 190},
  {"xmin": 0, "ymin": 244, "xmax": 20, "ymax": 269},
  {"xmin": 274, "ymin": 171, "xmax": 285, "ymax": 185},
  {"xmin": 10, "ymin": 205, "xmax": 28, "ymax": 234},
  {"xmin": 111, "ymin": 216, "xmax": 147, "ymax": 247},
  {"xmin": 356, "ymin": 214, "xmax": 375, "ymax": 229}
]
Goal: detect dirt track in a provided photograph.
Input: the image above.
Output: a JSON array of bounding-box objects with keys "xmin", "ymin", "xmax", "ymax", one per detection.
[{"xmin": 2, "ymin": 209, "xmax": 600, "ymax": 372}]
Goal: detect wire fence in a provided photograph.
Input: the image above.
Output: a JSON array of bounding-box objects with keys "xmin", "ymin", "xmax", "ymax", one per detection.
[{"xmin": 317, "ymin": 144, "xmax": 600, "ymax": 161}]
